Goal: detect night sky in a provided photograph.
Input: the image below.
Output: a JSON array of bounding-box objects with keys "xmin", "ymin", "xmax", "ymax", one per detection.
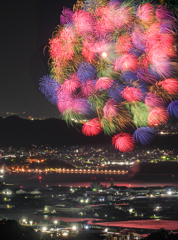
[{"xmin": 1, "ymin": 0, "xmax": 76, "ymax": 118}]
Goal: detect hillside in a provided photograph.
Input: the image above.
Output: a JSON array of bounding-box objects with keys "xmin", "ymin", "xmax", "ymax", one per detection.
[{"xmin": 0, "ymin": 116, "xmax": 177, "ymax": 149}]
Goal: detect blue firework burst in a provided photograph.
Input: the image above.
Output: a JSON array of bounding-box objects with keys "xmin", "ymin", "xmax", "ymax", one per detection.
[
  {"xmin": 133, "ymin": 127, "xmax": 157, "ymax": 146},
  {"xmin": 39, "ymin": 75, "xmax": 60, "ymax": 105},
  {"xmin": 77, "ymin": 62, "xmax": 97, "ymax": 82},
  {"xmin": 167, "ymin": 100, "xmax": 178, "ymax": 119}
]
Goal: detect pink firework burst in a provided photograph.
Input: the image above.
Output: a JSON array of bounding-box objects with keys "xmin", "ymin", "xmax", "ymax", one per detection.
[
  {"xmin": 103, "ymin": 99, "xmax": 118, "ymax": 120},
  {"xmin": 49, "ymin": 37, "xmax": 74, "ymax": 61},
  {"xmin": 121, "ymin": 87, "xmax": 143, "ymax": 102},
  {"xmin": 71, "ymin": 98, "xmax": 92, "ymax": 115},
  {"xmin": 73, "ymin": 10, "xmax": 96, "ymax": 36},
  {"xmin": 57, "ymin": 90, "xmax": 91, "ymax": 115},
  {"xmin": 115, "ymin": 5, "xmax": 133, "ymax": 29},
  {"xmin": 96, "ymin": 6, "xmax": 115, "ymax": 34},
  {"xmin": 137, "ymin": 3, "xmax": 154, "ymax": 23},
  {"xmin": 89, "ymin": 41, "xmax": 111, "ymax": 54},
  {"xmin": 158, "ymin": 34, "xmax": 175, "ymax": 57},
  {"xmin": 148, "ymin": 47, "xmax": 169, "ymax": 65},
  {"xmin": 57, "ymin": 91, "xmax": 73, "ymax": 113},
  {"xmin": 61, "ymin": 74, "xmax": 80, "ymax": 94},
  {"xmin": 146, "ymin": 23, "xmax": 161, "ymax": 49},
  {"xmin": 115, "ymin": 35, "xmax": 132, "ymax": 55},
  {"xmin": 82, "ymin": 118, "xmax": 103, "ymax": 136},
  {"xmin": 150, "ymin": 60, "xmax": 172, "ymax": 78},
  {"xmin": 81, "ymin": 80, "xmax": 95, "ymax": 98},
  {"xmin": 158, "ymin": 78, "xmax": 178, "ymax": 95},
  {"xmin": 60, "ymin": 26, "xmax": 77, "ymax": 44},
  {"xmin": 146, "ymin": 32, "xmax": 175, "ymax": 59},
  {"xmin": 112, "ymin": 133, "xmax": 135, "ymax": 152},
  {"xmin": 82, "ymin": 48, "xmax": 95, "ymax": 63},
  {"xmin": 148, "ymin": 107, "xmax": 169, "ymax": 127},
  {"xmin": 132, "ymin": 27, "xmax": 146, "ymax": 50},
  {"xmin": 95, "ymin": 77, "xmax": 114, "ymax": 91},
  {"xmin": 145, "ymin": 92, "xmax": 165, "ymax": 109},
  {"xmin": 115, "ymin": 54, "xmax": 138, "ymax": 72},
  {"xmin": 82, "ymin": 37, "xmax": 96, "ymax": 62}
]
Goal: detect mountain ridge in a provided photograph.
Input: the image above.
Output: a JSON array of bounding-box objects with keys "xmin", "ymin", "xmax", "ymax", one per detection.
[{"xmin": 0, "ymin": 116, "xmax": 177, "ymax": 149}]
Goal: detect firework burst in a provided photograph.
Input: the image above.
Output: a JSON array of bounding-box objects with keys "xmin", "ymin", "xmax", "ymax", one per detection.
[{"xmin": 39, "ymin": 0, "xmax": 178, "ymax": 152}]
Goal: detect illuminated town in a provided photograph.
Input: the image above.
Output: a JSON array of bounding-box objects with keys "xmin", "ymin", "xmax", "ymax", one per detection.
[
  {"xmin": 1, "ymin": 145, "xmax": 178, "ymax": 239},
  {"xmin": 0, "ymin": 145, "xmax": 178, "ymax": 174}
]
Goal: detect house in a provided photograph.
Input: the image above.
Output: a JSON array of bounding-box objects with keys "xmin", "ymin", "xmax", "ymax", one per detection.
[
  {"xmin": 1, "ymin": 188, "xmax": 13, "ymax": 195},
  {"xmin": 16, "ymin": 189, "xmax": 27, "ymax": 194},
  {"xmin": 129, "ymin": 187, "xmax": 149, "ymax": 196},
  {"xmin": 107, "ymin": 229, "xmax": 141, "ymax": 240},
  {"xmin": 31, "ymin": 189, "xmax": 42, "ymax": 195},
  {"xmin": 119, "ymin": 229, "xmax": 141, "ymax": 240}
]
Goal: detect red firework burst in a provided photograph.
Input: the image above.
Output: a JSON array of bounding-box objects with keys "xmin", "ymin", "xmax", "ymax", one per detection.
[
  {"xmin": 115, "ymin": 54, "xmax": 138, "ymax": 72},
  {"xmin": 112, "ymin": 133, "xmax": 135, "ymax": 152},
  {"xmin": 148, "ymin": 107, "xmax": 169, "ymax": 127},
  {"xmin": 121, "ymin": 87, "xmax": 143, "ymax": 102},
  {"xmin": 95, "ymin": 77, "xmax": 114, "ymax": 91},
  {"xmin": 82, "ymin": 118, "xmax": 103, "ymax": 136},
  {"xmin": 158, "ymin": 78, "xmax": 178, "ymax": 95}
]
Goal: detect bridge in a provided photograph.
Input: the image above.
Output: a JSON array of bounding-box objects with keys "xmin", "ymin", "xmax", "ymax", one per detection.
[{"xmin": 54, "ymin": 168, "xmax": 128, "ymax": 174}]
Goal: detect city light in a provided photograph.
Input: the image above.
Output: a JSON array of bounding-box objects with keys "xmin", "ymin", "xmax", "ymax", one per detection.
[
  {"xmin": 167, "ymin": 190, "xmax": 173, "ymax": 195},
  {"xmin": 42, "ymin": 227, "xmax": 47, "ymax": 232},
  {"xmin": 129, "ymin": 208, "xmax": 133, "ymax": 213},
  {"xmin": 62, "ymin": 231, "xmax": 69, "ymax": 236},
  {"xmin": 72, "ymin": 225, "xmax": 77, "ymax": 231}
]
